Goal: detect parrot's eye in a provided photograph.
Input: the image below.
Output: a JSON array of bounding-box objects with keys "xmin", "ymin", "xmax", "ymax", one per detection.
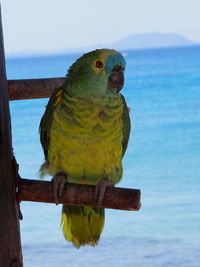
[{"xmin": 95, "ymin": 60, "xmax": 104, "ymax": 69}]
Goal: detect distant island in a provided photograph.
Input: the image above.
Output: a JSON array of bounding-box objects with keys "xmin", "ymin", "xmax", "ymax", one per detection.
[
  {"xmin": 111, "ymin": 32, "xmax": 195, "ymax": 50},
  {"xmin": 60, "ymin": 33, "xmax": 196, "ymax": 53},
  {"xmin": 7, "ymin": 32, "xmax": 197, "ymax": 58}
]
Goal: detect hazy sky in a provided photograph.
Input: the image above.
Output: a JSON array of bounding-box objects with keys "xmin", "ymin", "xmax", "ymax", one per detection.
[{"xmin": 1, "ymin": 0, "xmax": 200, "ymax": 54}]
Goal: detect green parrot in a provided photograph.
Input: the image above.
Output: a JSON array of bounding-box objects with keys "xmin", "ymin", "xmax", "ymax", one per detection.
[{"xmin": 39, "ymin": 49, "xmax": 131, "ymax": 248}]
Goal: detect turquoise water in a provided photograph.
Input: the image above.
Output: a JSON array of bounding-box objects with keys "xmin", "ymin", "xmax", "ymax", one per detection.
[{"xmin": 7, "ymin": 46, "xmax": 200, "ymax": 266}]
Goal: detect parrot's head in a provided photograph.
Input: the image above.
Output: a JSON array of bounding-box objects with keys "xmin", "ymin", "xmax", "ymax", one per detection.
[{"xmin": 66, "ymin": 49, "xmax": 126, "ymax": 97}]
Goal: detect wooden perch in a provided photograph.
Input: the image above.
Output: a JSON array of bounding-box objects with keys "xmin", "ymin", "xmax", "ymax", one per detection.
[
  {"xmin": 17, "ymin": 178, "xmax": 141, "ymax": 211},
  {"xmin": 8, "ymin": 77, "xmax": 66, "ymax": 100}
]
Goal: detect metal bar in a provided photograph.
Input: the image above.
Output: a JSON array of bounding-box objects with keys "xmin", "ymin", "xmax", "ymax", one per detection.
[{"xmin": 17, "ymin": 179, "xmax": 141, "ymax": 211}]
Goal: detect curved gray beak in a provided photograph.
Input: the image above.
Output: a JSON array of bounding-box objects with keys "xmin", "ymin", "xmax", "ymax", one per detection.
[{"xmin": 108, "ymin": 66, "xmax": 124, "ymax": 92}]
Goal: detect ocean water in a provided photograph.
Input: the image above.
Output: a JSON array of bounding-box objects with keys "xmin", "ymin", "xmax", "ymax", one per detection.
[{"xmin": 6, "ymin": 46, "xmax": 200, "ymax": 267}]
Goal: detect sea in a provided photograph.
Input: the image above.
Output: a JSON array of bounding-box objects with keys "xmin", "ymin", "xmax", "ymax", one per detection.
[{"xmin": 6, "ymin": 46, "xmax": 200, "ymax": 267}]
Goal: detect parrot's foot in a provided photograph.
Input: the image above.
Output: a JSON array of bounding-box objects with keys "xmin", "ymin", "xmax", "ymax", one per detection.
[
  {"xmin": 95, "ymin": 179, "xmax": 114, "ymax": 208},
  {"xmin": 51, "ymin": 172, "xmax": 68, "ymax": 205}
]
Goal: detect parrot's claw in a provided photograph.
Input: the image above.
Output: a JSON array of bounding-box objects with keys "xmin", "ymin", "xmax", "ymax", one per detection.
[
  {"xmin": 95, "ymin": 179, "xmax": 114, "ymax": 208},
  {"xmin": 51, "ymin": 172, "xmax": 68, "ymax": 205}
]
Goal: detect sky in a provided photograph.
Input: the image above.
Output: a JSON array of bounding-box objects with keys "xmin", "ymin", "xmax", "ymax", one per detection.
[{"xmin": 1, "ymin": 0, "xmax": 200, "ymax": 55}]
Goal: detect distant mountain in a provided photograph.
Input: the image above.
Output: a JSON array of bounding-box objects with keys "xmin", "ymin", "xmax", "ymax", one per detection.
[
  {"xmin": 6, "ymin": 33, "xmax": 196, "ymax": 58},
  {"xmin": 112, "ymin": 33, "xmax": 195, "ymax": 50}
]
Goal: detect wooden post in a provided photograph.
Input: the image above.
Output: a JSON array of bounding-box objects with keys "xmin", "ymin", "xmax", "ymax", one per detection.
[{"xmin": 0, "ymin": 5, "xmax": 23, "ymax": 267}]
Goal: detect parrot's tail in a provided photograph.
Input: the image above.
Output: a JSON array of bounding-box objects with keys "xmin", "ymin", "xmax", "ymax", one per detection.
[{"xmin": 61, "ymin": 204, "xmax": 104, "ymax": 248}]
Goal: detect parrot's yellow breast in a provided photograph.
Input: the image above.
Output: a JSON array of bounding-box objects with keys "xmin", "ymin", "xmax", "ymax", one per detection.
[{"xmin": 47, "ymin": 93, "xmax": 124, "ymax": 185}]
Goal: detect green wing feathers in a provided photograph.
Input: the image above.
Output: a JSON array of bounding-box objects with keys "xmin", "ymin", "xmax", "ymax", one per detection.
[
  {"xmin": 39, "ymin": 85, "xmax": 65, "ymax": 177},
  {"xmin": 121, "ymin": 95, "xmax": 131, "ymax": 157}
]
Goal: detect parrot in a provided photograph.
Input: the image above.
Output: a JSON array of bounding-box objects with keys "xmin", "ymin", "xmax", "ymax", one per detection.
[{"xmin": 39, "ymin": 48, "xmax": 131, "ymax": 248}]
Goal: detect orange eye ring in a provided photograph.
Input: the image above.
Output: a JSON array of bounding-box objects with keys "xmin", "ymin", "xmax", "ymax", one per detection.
[{"xmin": 95, "ymin": 60, "xmax": 104, "ymax": 69}]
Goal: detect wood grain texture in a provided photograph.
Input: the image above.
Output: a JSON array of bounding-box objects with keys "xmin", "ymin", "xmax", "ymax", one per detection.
[
  {"xmin": 8, "ymin": 77, "xmax": 66, "ymax": 100},
  {"xmin": 0, "ymin": 5, "xmax": 23, "ymax": 267},
  {"xmin": 17, "ymin": 179, "xmax": 141, "ymax": 211}
]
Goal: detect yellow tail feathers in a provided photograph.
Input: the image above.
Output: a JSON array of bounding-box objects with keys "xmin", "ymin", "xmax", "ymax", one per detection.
[{"xmin": 61, "ymin": 205, "xmax": 104, "ymax": 248}]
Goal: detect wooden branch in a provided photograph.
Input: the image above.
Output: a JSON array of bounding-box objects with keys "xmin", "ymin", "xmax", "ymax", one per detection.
[
  {"xmin": 8, "ymin": 77, "xmax": 66, "ymax": 100},
  {"xmin": 17, "ymin": 179, "xmax": 141, "ymax": 211}
]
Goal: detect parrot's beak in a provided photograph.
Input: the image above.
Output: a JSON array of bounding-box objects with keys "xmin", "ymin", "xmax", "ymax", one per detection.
[{"xmin": 108, "ymin": 66, "xmax": 124, "ymax": 92}]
